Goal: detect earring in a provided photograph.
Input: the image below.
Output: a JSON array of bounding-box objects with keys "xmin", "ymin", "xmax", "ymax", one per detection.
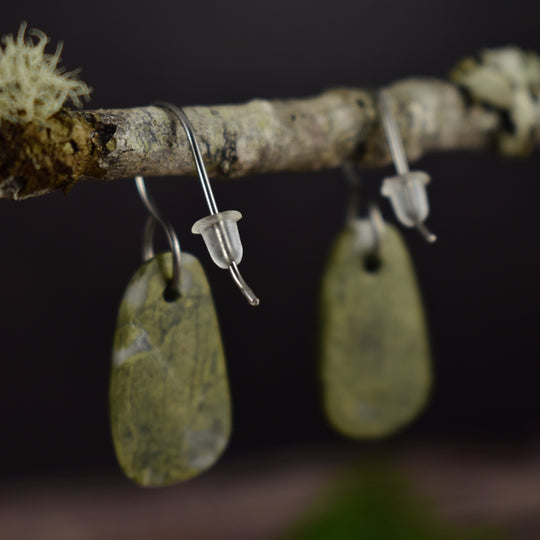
[
  {"xmin": 319, "ymin": 161, "xmax": 432, "ymax": 438},
  {"xmin": 378, "ymin": 89, "xmax": 436, "ymax": 243},
  {"xmin": 110, "ymin": 104, "xmax": 259, "ymax": 487}
]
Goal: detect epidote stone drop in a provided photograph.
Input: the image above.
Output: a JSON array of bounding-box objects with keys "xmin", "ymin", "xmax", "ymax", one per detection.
[
  {"xmin": 110, "ymin": 252, "xmax": 231, "ymax": 486},
  {"xmin": 319, "ymin": 224, "xmax": 431, "ymax": 438}
]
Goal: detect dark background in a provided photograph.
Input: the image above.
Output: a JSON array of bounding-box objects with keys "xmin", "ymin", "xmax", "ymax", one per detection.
[{"xmin": 0, "ymin": 1, "xmax": 538, "ymax": 478}]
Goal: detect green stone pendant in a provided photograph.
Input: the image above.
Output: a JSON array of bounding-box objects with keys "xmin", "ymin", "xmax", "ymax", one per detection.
[
  {"xmin": 319, "ymin": 224, "xmax": 431, "ymax": 438},
  {"xmin": 110, "ymin": 252, "xmax": 231, "ymax": 486}
]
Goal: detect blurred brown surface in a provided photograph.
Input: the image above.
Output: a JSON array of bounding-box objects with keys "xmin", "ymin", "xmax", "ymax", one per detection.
[{"xmin": 0, "ymin": 440, "xmax": 539, "ymax": 540}]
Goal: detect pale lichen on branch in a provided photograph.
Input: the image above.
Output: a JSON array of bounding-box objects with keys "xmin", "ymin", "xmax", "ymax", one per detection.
[
  {"xmin": 0, "ymin": 22, "xmax": 91, "ymax": 124},
  {"xmin": 0, "ymin": 23, "xmax": 538, "ymax": 201},
  {"xmin": 450, "ymin": 46, "xmax": 540, "ymax": 156}
]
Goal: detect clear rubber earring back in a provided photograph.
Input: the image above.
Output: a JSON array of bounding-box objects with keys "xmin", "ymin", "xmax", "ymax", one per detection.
[{"xmin": 378, "ymin": 90, "xmax": 437, "ymax": 243}]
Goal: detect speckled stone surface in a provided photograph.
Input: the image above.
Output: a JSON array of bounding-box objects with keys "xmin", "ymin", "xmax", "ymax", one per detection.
[
  {"xmin": 110, "ymin": 252, "xmax": 231, "ymax": 486},
  {"xmin": 319, "ymin": 224, "xmax": 431, "ymax": 438}
]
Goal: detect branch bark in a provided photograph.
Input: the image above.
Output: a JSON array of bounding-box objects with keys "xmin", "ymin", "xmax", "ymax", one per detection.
[{"xmin": 0, "ymin": 76, "xmax": 536, "ymax": 200}]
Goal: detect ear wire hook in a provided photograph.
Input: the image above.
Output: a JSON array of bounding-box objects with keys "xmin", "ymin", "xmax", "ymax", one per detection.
[
  {"xmin": 341, "ymin": 160, "xmax": 365, "ymax": 224},
  {"xmin": 378, "ymin": 90, "xmax": 437, "ymax": 243},
  {"xmin": 341, "ymin": 161, "xmax": 385, "ymax": 255},
  {"xmin": 135, "ymin": 175, "xmax": 182, "ymax": 295},
  {"xmin": 155, "ymin": 102, "xmax": 260, "ymax": 307}
]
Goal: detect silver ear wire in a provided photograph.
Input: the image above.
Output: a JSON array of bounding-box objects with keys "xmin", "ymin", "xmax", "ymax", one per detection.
[
  {"xmin": 378, "ymin": 90, "xmax": 437, "ymax": 243},
  {"xmin": 135, "ymin": 175, "xmax": 182, "ymax": 295},
  {"xmin": 341, "ymin": 161, "xmax": 385, "ymax": 255},
  {"xmin": 155, "ymin": 102, "xmax": 260, "ymax": 307}
]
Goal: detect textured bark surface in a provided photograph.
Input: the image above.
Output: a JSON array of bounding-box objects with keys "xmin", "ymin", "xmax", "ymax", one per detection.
[{"xmin": 0, "ymin": 74, "xmax": 537, "ymax": 200}]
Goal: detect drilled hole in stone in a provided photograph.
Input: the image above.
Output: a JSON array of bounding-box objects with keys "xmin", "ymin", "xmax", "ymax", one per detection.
[
  {"xmin": 363, "ymin": 252, "xmax": 382, "ymax": 273},
  {"xmin": 162, "ymin": 283, "xmax": 181, "ymax": 303}
]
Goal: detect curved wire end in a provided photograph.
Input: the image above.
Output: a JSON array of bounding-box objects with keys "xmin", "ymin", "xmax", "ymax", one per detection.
[
  {"xmin": 228, "ymin": 262, "xmax": 260, "ymax": 306},
  {"xmin": 416, "ymin": 222, "xmax": 437, "ymax": 243},
  {"xmin": 135, "ymin": 176, "xmax": 182, "ymax": 293}
]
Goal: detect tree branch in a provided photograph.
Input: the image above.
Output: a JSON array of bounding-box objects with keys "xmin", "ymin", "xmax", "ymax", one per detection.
[{"xmin": 1, "ymin": 49, "xmax": 539, "ymax": 200}]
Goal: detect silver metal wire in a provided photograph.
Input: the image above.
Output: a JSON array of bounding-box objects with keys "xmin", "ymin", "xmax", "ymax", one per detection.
[
  {"xmin": 135, "ymin": 175, "xmax": 182, "ymax": 294},
  {"xmin": 342, "ymin": 160, "xmax": 367, "ymax": 225},
  {"xmin": 154, "ymin": 102, "xmax": 219, "ymax": 216},
  {"xmin": 367, "ymin": 203, "xmax": 385, "ymax": 255},
  {"xmin": 341, "ymin": 161, "xmax": 385, "ymax": 254},
  {"xmin": 228, "ymin": 262, "xmax": 260, "ymax": 306},
  {"xmin": 379, "ymin": 90, "xmax": 409, "ymax": 176},
  {"xmin": 141, "ymin": 215, "xmax": 157, "ymax": 261},
  {"xmin": 415, "ymin": 222, "xmax": 436, "ymax": 243}
]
